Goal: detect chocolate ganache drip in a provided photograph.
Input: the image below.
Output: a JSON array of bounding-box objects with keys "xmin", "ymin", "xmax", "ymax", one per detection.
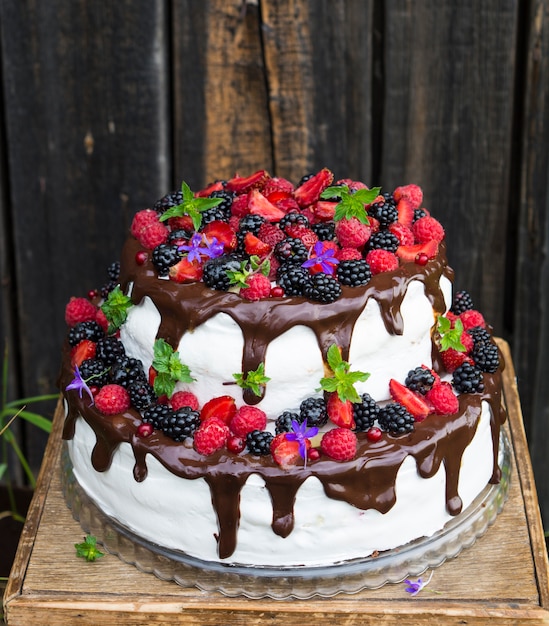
[{"xmin": 61, "ymin": 236, "xmax": 506, "ymax": 560}]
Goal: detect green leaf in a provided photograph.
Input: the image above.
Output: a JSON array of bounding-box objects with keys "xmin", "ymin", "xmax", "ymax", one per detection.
[
  {"xmin": 318, "ymin": 343, "xmax": 370, "ymax": 403},
  {"xmin": 152, "ymin": 339, "xmax": 194, "ymax": 397},
  {"xmin": 233, "ymin": 363, "xmax": 271, "ymax": 397},
  {"xmin": 437, "ymin": 316, "xmax": 466, "ymax": 352},
  {"xmin": 75, "ymin": 535, "xmax": 104, "ymax": 562},
  {"xmin": 158, "ymin": 180, "xmax": 223, "ymax": 231},
  {"xmin": 100, "ymin": 285, "xmax": 133, "ymax": 332},
  {"xmin": 322, "ymin": 184, "xmax": 381, "ymax": 224},
  {"xmin": 227, "ymin": 261, "xmax": 252, "ymax": 289},
  {"xmin": 326, "ymin": 344, "xmax": 343, "ymax": 372}
]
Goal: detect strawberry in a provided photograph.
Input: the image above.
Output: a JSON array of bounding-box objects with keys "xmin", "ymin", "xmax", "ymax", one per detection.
[
  {"xmin": 195, "ymin": 180, "xmax": 224, "ymax": 197},
  {"xmin": 366, "ymin": 249, "xmax": 399, "ymax": 274},
  {"xmin": 426, "ymin": 381, "xmax": 459, "ymax": 415},
  {"xmin": 202, "ymin": 220, "xmax": 237, "ymax": 251},
  {"xmin": 294, "ymin": 168, "xmax": 334, "ymax": 207},
  {"xmin": 244, "ymin": 232, "xmax": 272, "ymax": 256},
  {"xmin": 95, "ymin": 309, "xmax": 109, "ymax": 333},
  {"xmin": 248, "ymin": 189, "xmax": 286, "ymax": 221},
  {"xmin": 168, "ymin": 215, "xmax": 194, "ymax": 232},
  {"xmin": 270, "ymin": 433, "xmax": 301, "ymax": 468},
  {"xmin": 225, "ymin": 170, "xmax": 270, "ymax": 194},
  {"xmin": 275, "ymin": 197, "xmax": 300, "ymax": 213},
  {"xmin": 312, "ymin": 200, "xmax": 337, "ymax": 222},
  {"xmin": 412, "ymin": 216, "xmax": 445, "ymax": 243},
  {"xmin": 396, "ymin": 197, "xmax": 414, "ymax": 228},
  {"xmin": 194, "ymin": 417, "xmax": 229, "ymax": 455},
  {"xmin": 65, "ymin": 297, "xmax": 97, "ymax": 326},
  {"xmin": 229, "ymin": 405, "xmax": 267, "ymax": 437},
  {"xmin": 94, "ymin": 384, "xmax": 131, "ymax": 415},
  {"xmin": 240, "ymin": 273, "xmax": 272, "ymax": 301},
  {"xmin": 200, "ymin": 395, "xmax": 237, "ymax": 424},
  {"xmin": 389, "ymin": 379, "xmax": 430, "ymax": 421},
  {"xmin": 263, "ymin": 177, "xmax": 294, "ymax": 197},
  {"xmin": 393, "ymin": 184, "xmax": 423, "ymax": 209},
  {"xmin": 230, "ymin": 193, "xmax": 250, "ymax": 217},
  {"xmin": 266, "ymin": 190, "xmax": 292, "ymax": 204},
  {"xmin": 148, "ymin": 366, "xmax": 157, "ymax": 387},
  {"xmin": 171, "ymin": 390, "xmax": 199, "ymax": 411},
  {"xmin": 320, "ymin": 428, "xmax": 357, "ymax": 461},
  {"xmin": 169, "ymin": 258, "xmax": 203, "ymax": 283},
  {"xmin": 326, "ymin": 393, "xmax": 355, "ymax": 429},
  {"xmin": 70, "ymin": 339, "xmax": 97, "ymax": 367},
  {"xmin": 257, "ymin": 222, "xmax": 285, "ymax": 247},
  {"xmin": 396, "ymin": 240, "xmax": 438, "ymax": 263}
]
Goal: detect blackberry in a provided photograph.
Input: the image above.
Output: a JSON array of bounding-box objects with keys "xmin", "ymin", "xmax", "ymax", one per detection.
[
  {"xmin": 472, "ymin": 342, "xmax": 500, "ymax": 373},
  {"xmin": 378, "ymin": 402, "xmax": 415, "ymax": 435},
  {"xmin": 107, "ymin": 261, "xmax": 120, "ymax": 281},
  {"xmin": 311, "ymin": 222, "xmax": 336, "ymax": 241},
  {"xmin": 239, "ymin": 214, "xmax": 265, "ymax": 235},
  {"xmin": 368, "ymin": 196, "xmax": 398, "ymax": 227},
  {"xmin": 79, "ymin": 358, "xmax": 110, "ymax": 388},
  {"xmin": 143, "ymin": 403, "xmax": 172, "ymax": 429},
  {"xmin": 153, "ymin": 190, "xmax": 182, "ymax": 214},
  {"xmin": 337, "ymin": 259, "xmax": 371, "ymax": 287},
  {"xmin": 201, "ymin": 204, "xmax": 231, "ymax": 224},
  {"xmin": 128, "ymin": 380, "xmax": 157, "ymax": 410},
  {"xmin": 297, "ymin": 173, "xmax": 314, "ymax": 186},
  {"xmin": 300, "ymin": 397, "xmax": 328, "ymax": 428},
  {"xmin": 274, "ymin": 237, "xmax": 309, "ymax": 264},
  {"xmin": 413, "ymin": 208, "xmax": 427, "ymax": 223},
  {"xmin": 452, "ymin": 362, "xmax": 485, "ymax": 393},
  {"xmin": 160, "ymin": 407, "xmax": 200, "ymax": 442},
  {"xmin": 451, "ymin": 290, "xmax": 475, "ymax": 315},
  {"xmin": 275, "ymin": 411, "xmax": 301, "ymax": 434},
  {"xmin": 68, "ymin": 320, "xmax": 105, "ymax": 347},
  {"xmin": 152, "ymin": 243, "xmax": 181, "ymax": 276},
  {"xmin": 100, "ymin": 280, "xmax": 118, "ymax": 298},
  {"xmin": 279, "ymin": 212, "xmax": 309, "ymax": 232},
  {"xmin": 168, "ymin": 228, "xmax": 191, "ymax": 243},
  {"xmin": 304, "ymin": 273, "xmax": 342, "ymax": 303},
  {"xmin": 469, "ymin": 326, "xmax": 492, "ymax": 348},
  {"xmin": 246, "ymin": 430, "xmax": 274, "ymax": 455},
  {"xmin": 96, "ymin": 336, "xmax": 126, "ymax": 365},
  {"xmin": 110, "ymin": 356, "xmax": 147, "ymax": 388},
  {"xmin": 353, "ymin": 393, "xmax": 379, "ymax": 431},
  {"xmin": 210, "ymin": 189, "xmax": 235, "ymax": 210},
  {"xmin": 203, "ymin": 254, "xmax": 243, "ymax": 291},
  {"xmin": 368, "ymin": 231, "xmax": 400, "ymax": 253},
  {"xmin": 405, "ymin": 366, "xmax": 436, "ymax": 395},
  {"xmin": 277, "ymin": 264, "xmax": 311, "ymax": 296}
]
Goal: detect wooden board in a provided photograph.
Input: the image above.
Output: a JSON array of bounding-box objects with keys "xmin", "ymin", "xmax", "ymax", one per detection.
[{"xmin": 3, "ymin": 340, "xmax": 549, "ymax": 624}]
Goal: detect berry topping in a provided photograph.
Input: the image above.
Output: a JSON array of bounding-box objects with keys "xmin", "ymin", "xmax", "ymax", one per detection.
[
  {"xmin": 248, "ymin": 189, "xmax": 286, "ymax": 221},
  {"xmin": 389, "ymin": 379, "xmax": 430, "ymax": 421},
  {"xmin": 70, "ymin": 339, "xmax": 97, "ymax": 367},
  {"xmin": 320, "ymin": 428, "xmax": 357, "ymax": 461},
  {"xmin": 152, "ymin": 243, "xmax": 181, "ymax": 276},
  {"xmin": 275, "ymin": 411, "xmax": 302, "ymax": 434},
  {"xmin": 229, "ymin": 405, "xmax": 268, "ymax": 438},
  {"xmin": 334, "ymin": 217, "xmax": 371, "ymax": 248},
  {"xmin": 294, "ymin": 167, "xmax": 334, "ymax": 207},
  {"xmin": 326, "ymin": 393, "xmax": 355, "ymax": 429},
  {"xmin": 365, "ymin": 249, "xmax": 399, "ymax": 274},
  {"xmin": 471, "ymin": 341, "xmax": 500, "ymax": 373},
  {"xmin": 336, "ymin": 259, "xmax": 372, "ymax": 287},
  {"xmin": 94, "ymin": 384, "xmax": 131, "ymax": 415},
  {"xmin": 246, "ymin": 429, "xmax": 274, "ymax": 455},
  {"xmin": 459, "ymin": 309, "xmax": 486, "ymax": 331},
  {"xmin": 412, "ymin": 216, "xmax": 445, "ymax": 243},
  {"xmin": 240, "ymin": 273, "xmax": 272, "ymax": 301},
  {"xmin": 65, "ymin": 297, "xmax": 98, "ymax": 327},
  {"xmin": 79, "ymin": 358, "xmax": 110, "ymax": 388},
  {"xmin": 366, "ymin": 426, "xmax": 383, "ymax": 443},
  {"xmin": 393, "ymin": 184, "xmax": 423, "ymax": 209},
  {"xmin": 202, "ymin": 254, "xmax": 243, "ymax": 291},
  {"xmin": 227, "ymin": 435, "xmax": 246, "ymax": 454},
  {"xmin": 95, "ymin": 336, "xmax": 126, "ymax": 365},
  {"xmin": 200, "ymin": 395, "xmax": 237, "ymax": 424},
  {"xmin": 451, "ymin": 290, "xmax": 475, "ymax": 315},
  {"xmin": 194, "ymin": 417, "xmax": 230, "ymax": 455},
  {"xmin": 452, "ymin": 362, "xmax": 485, "ymax": 394},
  {"xmin": 270, "ymin": 433, "xmax": 301, "ymax": 468},
  {"xmin": 300, "ymin": 397, "xmax": 328, "ymax": 428},
  {"xmin": 353, "ymin": 393, "xmax": 380, "ymax": 431},
  {"xmin": 136, "ymin": 423, "xmax": 154, "ymax": 438},
  {"xmin": 160, "ymin": 407, "xmax": 201, "ymax": 441},
  {"xmin": 171, "ymin": 390, "xmax": 199, "ymax": 411},
  {"xmin": 405, "ymin": 366, "xmax": 436, "ymax": 395},
  {"xmin": 377, "ymin": 402, "xmax": 415, "ymax": 435},
  {"xmin": 425, "ymin": 382, "xmax": 459, "ymax": 415},
  {"xmin": 169, "ymin": 257, "xmax": 203, "ymax": 283},
  {"xmin": 303, "ymin": 273, "xmax": 342, "ymax": 303},
  {"xmin": 395, "ymin": 240, "xmax": 438, "ymax": 263},
  {"xmin": 225, "ymin": 170, "xmax": 270, "ymax": 194},
  {"xmin": 137, "ymin": 221, "xmax": 169, "ymax": 250},
  {"xmin": 131, "ymin": 209, "xmax": 160, "ymax": 238},
  {"xmin": 68, "ymin": 320, "xmax": 105, "ymax": 347}
]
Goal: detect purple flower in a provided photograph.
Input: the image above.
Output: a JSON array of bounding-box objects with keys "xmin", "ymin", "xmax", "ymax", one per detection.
[
  {"xmin": 404, "ymin": 571, "xmax": 434, "ymax": 596},
  {"xmin": 178, "ymin": 233, "xmax": 224, "ymax": 263},
  {"xmin": 286, "ymin": 419, "xmax": 318, "ymax": 467},
  {"xmin": 66, "ymin": 365, "xmax": 94, "ymax": 406},
  {"xmin": 302, "ymin": 241, "xmax": 339, "ymax": 275}
]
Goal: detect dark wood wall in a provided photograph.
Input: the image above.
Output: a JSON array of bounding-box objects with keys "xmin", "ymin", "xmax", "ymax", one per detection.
[{"xmin": 1, "ymin": 1, "xmax": 548, "ymax": 522}]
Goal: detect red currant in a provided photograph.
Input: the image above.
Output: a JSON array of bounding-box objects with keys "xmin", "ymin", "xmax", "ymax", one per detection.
[
  {"xmin": 415, "ymin": 252, "xmax": 429, "ymax": 266},
  {"xmin": 366, "ymin": 427, "xmax": 382, "ymax": 443},
  {"xmin": 307, "ymin": 448, "xmax": 321, "ymax": 462},
  {"xmin": 136, "ymin": 423, "xmax": 153, "ymax": 438},
  {"xmin": 135, "ymin": 250, "xmax": 148, "ymax": 265},
  {"xmin": 87, "ymin": 289, "xmax": 98, "ymax": 300},
  {"xmin": 89, "ymin": 385, "xmax": 100, "ymax": 396},
  {"xmin": 270, "ymin": 286, "xmax": 284, "ymax": 298},
  {"xmin": 227, "ymin": 435, "xmax": 245, "ymax": 454}
]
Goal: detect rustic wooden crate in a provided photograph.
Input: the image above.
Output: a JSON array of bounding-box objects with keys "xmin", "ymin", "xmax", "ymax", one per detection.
[{"xmin": 3, "ymin": 339, "xmax": 549, "ymax": 625}]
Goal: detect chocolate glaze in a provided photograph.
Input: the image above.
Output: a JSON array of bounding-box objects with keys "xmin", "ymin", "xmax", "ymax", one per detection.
[{"xmin": 61, "ymin": 236, "xmax": 506, "ymax": 560}]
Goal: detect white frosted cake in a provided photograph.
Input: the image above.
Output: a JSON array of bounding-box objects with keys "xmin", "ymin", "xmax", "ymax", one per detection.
[{"xmin": 60, "ymin": 168, "xmax": 506, "ymax": 569}]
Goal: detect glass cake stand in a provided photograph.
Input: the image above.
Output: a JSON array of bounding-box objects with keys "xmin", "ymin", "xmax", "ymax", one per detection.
[{"xmin": 60, "ymin": 431, "xmax": 511, "ymax": 600}]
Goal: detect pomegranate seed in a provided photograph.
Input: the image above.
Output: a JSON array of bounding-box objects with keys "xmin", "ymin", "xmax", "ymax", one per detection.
[
  {"xmin": 415, "ymin": 252, "xmax": 429, "ymax": 266},
  {"xmin": 227, "ymin": 435, "xmax": 246, "ymax": 454},
  {"xmin": 135, "ymin": 250, "xmax": 148, "ymax": 265},
  {"xmin": 308, "ymin": 448, "xmax": 321, "ymax": 461},
  {"xmin": 137, "ymin": 423, "xmax": 153, "ymax": 438},
  {"xmin": 366, "ymin": 427, "xmax": 382, "ymax": 443}
]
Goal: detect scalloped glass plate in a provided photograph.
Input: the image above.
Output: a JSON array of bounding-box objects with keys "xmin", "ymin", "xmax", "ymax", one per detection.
[{"xmin": 61, "ymin": 430, "xmax": 510, "ymax": 600}]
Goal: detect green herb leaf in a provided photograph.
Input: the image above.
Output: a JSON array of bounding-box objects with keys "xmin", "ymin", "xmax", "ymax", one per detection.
[
  {"xmin": 158, "ymin": 181, "xmax": 223, "ymax": 231},
  {"xmin": 100, "ymin": 285, "xmax": 133, "ymax": 332},
  {"xmin": 233, "ymin": 363, "xmax": 271, "ymax": 397},
  {"xmin": 437, "ymin": 316, "xmax": 466, "ymax": 352},
  {"xmin": 75, "ymin": 535, "xmax": 104, "ymax": 562},
  {"xmin": 321, "ymin": 184, "xmax": 381, "ymax": 224},
  {"xmin": 227, "ymin": 256, "xmax": 271, "ymax": 290},
  {"xmin": 318, "ymin": 344, "xmax": 370, "ymax": 403},
  {"xmin": 152, "ymin": 339, "xmax": 194, "ymax": 397}
]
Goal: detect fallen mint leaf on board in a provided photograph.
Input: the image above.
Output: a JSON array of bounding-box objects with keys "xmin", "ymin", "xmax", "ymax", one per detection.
[{"xmin": 75, "ymin": 535, "xmax": 104, "ymax": 562}]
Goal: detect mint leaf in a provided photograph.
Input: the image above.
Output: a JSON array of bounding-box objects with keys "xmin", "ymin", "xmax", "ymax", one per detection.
[
  {"xmin": 321, "ymin": 185, "xmax": 381, "ymax": 224},
  {"xmin": 319, "ymin": 344, "xmax": 369, "ymax": 403},
  {"xmin": 437, "ymin": 316, "xmax": 466, "ymax": 352},
  {"xmin": 75, "ymin": 535, "xmax": 104, "ymax": 562},
  {"xmin": 233, "ymin": 363, "xmax": 271, "ymax": 397},
  {"xmin": 158, "ymin": 180, "xmax": 223, "ymax": 230},
  {"xmin": 100, "ymin": 285, "xmax": 133, "ymax": 332},
  {"xmin": 152, "ymin": 339, "xmax": 194, "ymax": 397}
]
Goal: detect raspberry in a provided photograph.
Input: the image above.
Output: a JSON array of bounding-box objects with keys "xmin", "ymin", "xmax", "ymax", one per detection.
[
  {"xmin": 65, "ymin": 297, "xmax": 97, "ymax": 327},
  {"xmin": 194, "ymin": 417, "xmax": 230, "ymax": 455},
  {"xmin": 388, "ymin": 222, "xmax": 414, "ymax": 246},
  {"xmin": 131, "ymin": 209, "xmax": 160, "ymax": 238},
  {"xmin": 426, "ymin": 381, "xmax": 459, "ymax": 415},
  {"xmin": 365, "ymin": 249, "xmax": 398, "ymax": 274},
  {"xmin": 240, "ymin": 273, "xmax": 272, "ymax": 301},
  {"xmin": 171, "ymin": 390, "xmax": 199, "ymax": 411},
  {"xmin": 94, "ymin": 384, "xmax": 131, "ymax": 415},
  {"xmin": 320, "ymin": 428, "xmax": 357, "ymax": 461},
  {"xmin": 285, "ymin": 225, "xmax": 318, "ymax": 248},
  {"xmin": 95, "ymin": 308, "xmax": 109, "ymax": 333},
  {"xmin": 137, "ymin": 221, "xmax": 169, "ymax": 250},
  {"xmin": 335, "ymin": 217, "xmax": 371, "ymax": 248},
  {"xmin": 460, "ymin": 331, "xmax": 474, "ymax": 353},
  {"xmin": 230, "ymin": 405, "xmax": 268, "ymax": 438},
  {"xmin": 336, "ymin": 247, "xmax": 363, "ymax": 261},
  {"xmin": 459, "ymin": 309, "xmax": 486, "ymax": 331},
  {"xmin": 230, "ymin": 193, "xmax": 250, "ymax": 217},
  {"xmin": 393, "ymin": 184, "xmax": 423, "ymax": 209},
  {"xmin": 412, "ymin": 216, "xmax": 445, "ymax": 243},
  {"xmin": 440, "ymin": 348, "xmax": 474, "ymax": 372},
  {"xmin": 257, "ymin": 222, "xmax": 285, "ymax": 247}
]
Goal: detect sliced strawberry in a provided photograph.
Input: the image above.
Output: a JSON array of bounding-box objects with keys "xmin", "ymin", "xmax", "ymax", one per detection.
[
  {"xmin": 230, "ymin": 193, "xmax": 250, "ymax": 217},
  {"xmin": 396, "ymin": 240, "xmax": 438, "ymax": 263},
  {"xmin": 266, "ymin": 190, "xmax": 292, "ymax": 204},
  {"xmin": 335, "ymin": 178, "xmax": 368, "ymax": 192},
  {"xmin": 326, "ymin": 393, "xmax": 355, "ymax": 429},
  {"xmin": 248, "ymin": 189, "xmax": 286, "ymax": 221},
  {"xmin": 275, "ymin": 197, "xmax": 300, "ymax": 213},
  {"xmin": 70, "ymin": 339, "xmax": 97, "ymax": 367},
  {"xmin": 262, "ymin": 177, "xmax": 294, "ymax": 197},
  {"xmin": 148, "ymin": 366, "xmax": 157, "ymax": 387},
  {"xmin": 293, "ymin": 168, "xmax": 334, "ymax": 208},
  {"xmin": 168, "ymin": 215, "xmax": 194, "ymax": 232},
  {"xmin": 396, "ymin": 197, "xmax": 414, "ymax": 228},
  {"xmin": 195, "ymin": 180, "xmax": 224, "ymax": 197},
  {"xmin": 270, "ymin": 433, "xmax": 302, "ymax": 468},
  {"xmin": 200, "ymin": 395, "xmax": 237, "ymax": 424},
  {"xmin": 169, "ymin": 258, "xmax": 203, "ymax": 283},
  {"xmin": 312, "ymin": 200, "xmax": 337, "ymax": 222},
  {"xmin": 389, "ymin": 379, "xmax": 430, "ymax": 421},
  {"xmin": 202, "ymin": 220, "xmax": 237, "ymax": 251},
  {"xmin": 244, "ymin": 232, "xmax": 271, "ymax": 256},
  {"xmin": 225, "ymin": 170, "xmax": 270, "ymax": 194}
]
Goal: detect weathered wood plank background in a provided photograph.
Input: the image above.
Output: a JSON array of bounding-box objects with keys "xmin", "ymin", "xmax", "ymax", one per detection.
[{"xmin": 0, "ymin": 1, "xmax": 548, "ymax": 523}]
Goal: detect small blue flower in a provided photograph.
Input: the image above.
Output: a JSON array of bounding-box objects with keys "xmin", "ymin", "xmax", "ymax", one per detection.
[
  {"xmin": 302, "ymin": 241, "xmax": 339, "ymax": 274},
  {"xmin": 286, "ymin": 419, "xmax": 318, "ymax": 467},
  {"xmin": 66, "ymin": 365, "xmax": 95, "ymax": 406},
  {"xmin": 404, "ymin": 571, "xmax": 434, "ymax": 596},
  {"xmin": 178, "ymin": 233, "xmax": 224, "ymax": 264}
]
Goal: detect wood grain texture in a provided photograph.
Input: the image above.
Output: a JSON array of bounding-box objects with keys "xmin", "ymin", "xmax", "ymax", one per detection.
[
  {"xmin": 4, "ymin": 344, "xmax": 549, "ymax": 624},
  {"xmin": 380, "ymin": 0, "xmax": 518, "ymax": 333}
]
